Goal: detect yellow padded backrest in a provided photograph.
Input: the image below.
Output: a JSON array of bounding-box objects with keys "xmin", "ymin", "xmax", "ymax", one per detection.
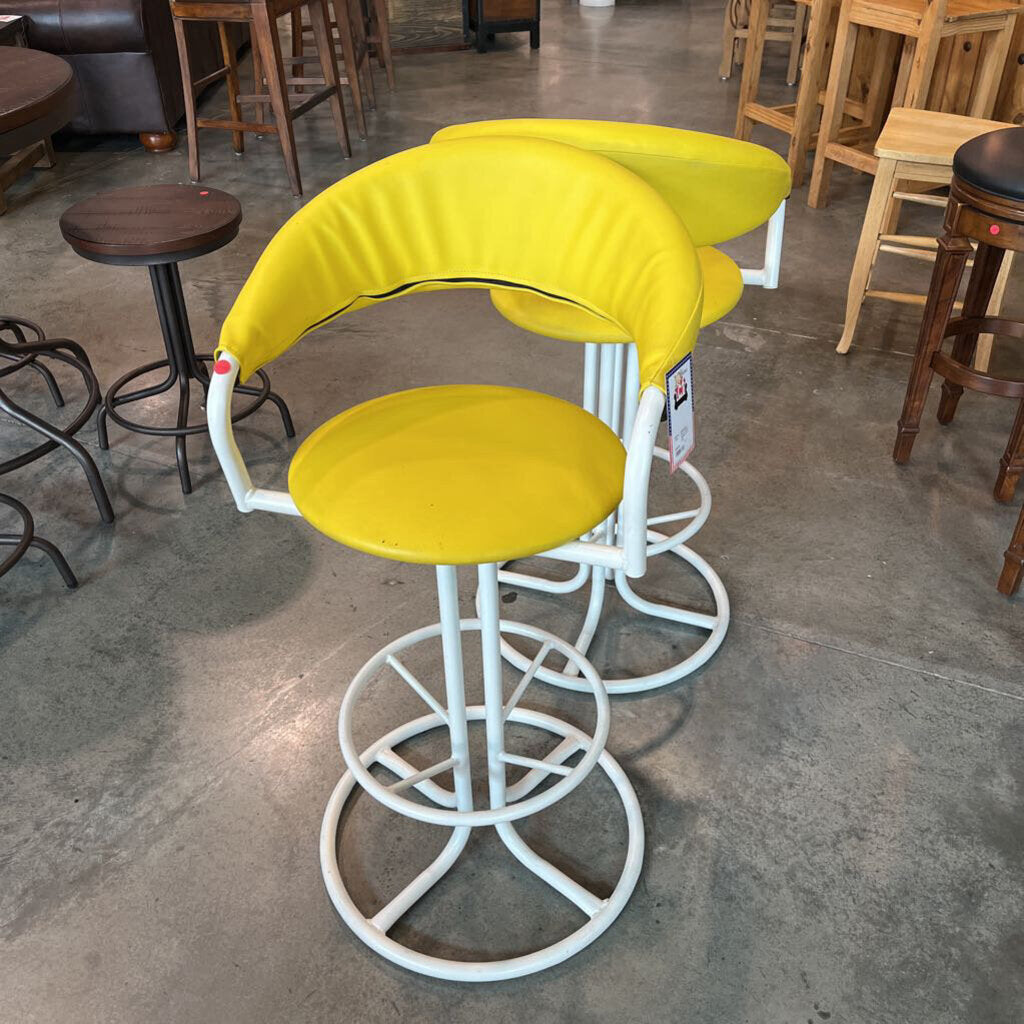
[
  {"xmin": 431, "ymin": 119, "xmax": 792, "ymax": 247},
  {"xmin": 219, "ymin": 137, "xmax": 703, "ymax": 393}
]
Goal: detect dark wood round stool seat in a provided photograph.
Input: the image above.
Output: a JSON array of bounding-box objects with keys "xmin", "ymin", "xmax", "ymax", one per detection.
[
  {"xmin": 59, "ymin": 185, "xmax": 241, "ymax": 266},
  {"xmin": 952, "ymin": 127, "xmax": 1024, "ymax": 205},
  {"xmin": 0, "ymin": 48, "xmax": 76, "ymax": 157},
  {"xmin": 60, "ymin": 184, "xmax": 293, "ymax": 496}
]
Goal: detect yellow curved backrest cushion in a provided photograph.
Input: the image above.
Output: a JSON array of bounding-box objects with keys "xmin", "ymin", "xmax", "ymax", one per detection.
[
  {"xmin": 219, "ymin": 137, "xmax": 702, "ymax": 392},
  {"xmin": 431, "ymin": 119, "xmax": 791, "ymax": 247}
]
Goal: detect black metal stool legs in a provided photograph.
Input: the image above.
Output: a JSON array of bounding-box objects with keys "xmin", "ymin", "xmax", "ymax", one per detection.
[
  {"xmin": 97, "ymin": 261, "xmax": 295, "ymax": 495},
  {"xmin": 0, "ymin": 493, "xmax": 78, "ymax": 588},
  {"xmin": 0, "ymin": 317, "xmax": 115, "ymax": 524},
  {"xmin": 0, "ymin": 317, "xmax": 65, "ymax": 407}
]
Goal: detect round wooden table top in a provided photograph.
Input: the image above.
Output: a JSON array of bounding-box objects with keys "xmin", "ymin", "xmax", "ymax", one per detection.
[
  {"xmin": 0, "ymin": 48, "xmax": 76, "ymax": 156},
  {"xmin": 59, "ymin": 185, "xmax": 243, "ymax": 266}
]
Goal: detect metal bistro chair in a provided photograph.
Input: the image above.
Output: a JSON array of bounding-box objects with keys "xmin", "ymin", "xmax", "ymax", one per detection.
[
  {"xmin": 206, "ymin": 137, "xmax": 703, "ymax": 980},
  {"xmin": 433, "ymin": 119, "xmax": 792, "ymax": 694}
]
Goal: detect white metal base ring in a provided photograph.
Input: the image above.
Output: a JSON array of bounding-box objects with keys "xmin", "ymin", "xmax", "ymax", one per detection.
[
  {"xmin": 320, "ymin": 706, "xmax": 644, "ymax": 982},
  {"xmin": 494, "ymin": 536, "xmax": 729, "ymax": 694}
]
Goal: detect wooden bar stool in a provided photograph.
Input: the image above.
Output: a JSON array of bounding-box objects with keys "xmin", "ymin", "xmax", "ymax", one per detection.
[
  {"xmin": 290, "ymin": 0, "xmax": 379, "ymax": 138},
  {"xmin": 892, "ymin": 126, "xmax": 1024, "ymax": 595},
  {"xmin": 837, "ymin": 107, "xmax": 1013, "ymax": 359},
  {"xmin": 720, "ymin": 0, "xmax": 807, "ymax": 83},
  {"xmin": 170, "ymin": 0, "xmax": 350, "ymax": 197},
  {"xmin": 735, "ymin": 0, "xmax": 896, "ymax": 186},
  {"xmin": 808, "ymin": 0, "xmax": 1020, "ymax": 209},
  {"xmin": 361, "ymin": 0, "xmax": 396, "ymax": 90}
]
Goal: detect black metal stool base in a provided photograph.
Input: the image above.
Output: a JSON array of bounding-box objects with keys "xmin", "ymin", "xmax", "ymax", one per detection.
[
  {"xmin": 0, "ymin": 315, "xmax": 114, "ymax": 524},
  {"xmin": 97, "ymin": 263, "xmax": 295, "ymax": 494},
  {"xmin": 0, "ymin": 492, "xmax": 78, "ymax": 588}
]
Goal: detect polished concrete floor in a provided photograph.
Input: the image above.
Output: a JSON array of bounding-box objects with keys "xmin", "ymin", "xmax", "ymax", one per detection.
[{"xmin": 2, "ymin": 1, "xmax": 1023, "ymax": 1021}]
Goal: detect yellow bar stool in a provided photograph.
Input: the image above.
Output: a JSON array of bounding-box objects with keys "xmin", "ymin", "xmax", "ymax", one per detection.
[
  {"xmin": 207, "ymin": 137, "xmax": 704, "ymax": 980},
  {"xmin": 432, "ymin": 120, "xmax": 791, "ymax": 695}
]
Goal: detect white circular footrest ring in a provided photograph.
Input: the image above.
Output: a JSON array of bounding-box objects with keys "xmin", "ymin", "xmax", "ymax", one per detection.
[
  {"xmin": 491, "ymin": 537, "xmax": 730, "ymax": 695},
  {"xmin": 646, "ymin": 452, "xmax": 712, "ymax": 553},
  {"xmin": 338, "ymin": 617, "xmax": 611, "ymax": 827},
  {"xmin": 320, "ymin": 706, "xmax": 645, "ymax": 982}
]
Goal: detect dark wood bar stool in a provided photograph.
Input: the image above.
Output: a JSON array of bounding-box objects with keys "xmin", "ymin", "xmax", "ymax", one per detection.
[
  {"xmin": 60, "ymin": 185, "xmax": 295, "ymax": 496},
  {"xmin": 290, "ymin": 0, "xmax": 375, "ymax": 138},
  {"xmin": 170, "ymin": 0, "xmax": 350, "ymax": 197},
  {"xmin": 893, "ymin": 126, "xmax": 1024, "ymax": 596}
]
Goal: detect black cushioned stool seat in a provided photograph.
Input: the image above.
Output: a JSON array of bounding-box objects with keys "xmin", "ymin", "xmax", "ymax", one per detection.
[{"xmin": 952, "ymin": 126, "xmax": 1024, "ymax": 202}]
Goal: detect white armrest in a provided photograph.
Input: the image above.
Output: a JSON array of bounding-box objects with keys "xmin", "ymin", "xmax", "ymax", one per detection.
[{"xmin": 207, "ymin": 351, "xmax": 301, "ymax": 516}]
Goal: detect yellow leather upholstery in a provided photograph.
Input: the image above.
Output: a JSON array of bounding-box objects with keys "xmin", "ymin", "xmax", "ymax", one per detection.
[
  {"xmin": 491, "ymin": 245, "xmax": 743, "ymax": 343},
  {"xmin": 430, "ymin": 119, "xmax": 791, "ymax": 247},
  {"xmin": 288, "ymin": 385, "xmax": 626, "ymax": 564},
  {"xmin": 219, "ymin": 137, "xmax": 703, "ymax": 394}
]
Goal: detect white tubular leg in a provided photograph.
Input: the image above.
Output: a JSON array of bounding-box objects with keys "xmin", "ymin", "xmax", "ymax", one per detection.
[
  {"xmin": 620, "ymin": 386, "xmax": 664, "ymax": 578},
  {"xmin": 436, "ymin": 565, "xmax": 475, "ymax": 814},
  {"xmin": 477, "ymin": 564, "xmax": 508, "ymax": 811},
  {"xmin": 740, "ymin": 199, "xmax": 786, "ymax": 289},
  {"xmin": 207, "ymin": 350, "xmax": 299, "ymax": 516}
]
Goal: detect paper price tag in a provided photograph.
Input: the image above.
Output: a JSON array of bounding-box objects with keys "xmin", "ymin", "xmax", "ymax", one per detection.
[{"xmin": 665, "ymin": 355, "xmax": 694, "ymax": 472}]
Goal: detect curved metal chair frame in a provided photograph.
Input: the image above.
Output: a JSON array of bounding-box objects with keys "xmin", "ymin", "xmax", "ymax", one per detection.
[
  {"xmin": 0, "ymin": 492, "xmax": 78, "ymax": 588},
  {"xmin": 0, "ymin": 315, "xmax": 114, "ymax": 524}
]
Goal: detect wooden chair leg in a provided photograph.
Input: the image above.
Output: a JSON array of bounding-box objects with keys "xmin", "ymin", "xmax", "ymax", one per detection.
[
  {"xmin": 721, "ymin": 0, "xmax": 742, "ymax": 79},
  {"xmin": 976, "ymin": 250, "xmax": 1013, "ymax": 372},
  {"xmin": 996, "ymin": 499, "xmax": 1024, "ymax": 595},
  {"xmin": 893, "ymin": 232, "xmax": 973, "ymax": 463},
  {"xmin": 787, "ymin": 0, "xmax": 807, "ymax": 85},
  {"xmin": 251, "ymin": 27, "xmax": 270, "ymax": 123},
  {"xmin": 217, "ymin": 22, "xmax": 245, "ymax": 154},
  {"xmin": 994, "ymin": 400, "xmax": 1024, "ymax": 503},
  {"xmin": 734, "ymin": 0, "xmax": 769, "ymax": 139},
  {"xmin": 787, "ymin": 0, "xmax": 836, "ymax": 188},
  {"xmin": 347, "ymin": 0, "xmax": 376, "ymax": 109},
  {"xmin": 936, "ymin": 242, "xmax": 1005, "ymax": 424},
  {"xmin": 373, "ymin": 0, "xmax": 395, "ymax": 89},
  {"xmin": 863, "ymin": 30, "xmax": 899, "ymax": 136},
  {"xmin": 252, "ymin": 2, "xmax": 303, "ymax": 196},
  {"xmin": 308, "ymin": 0, "xmax": 352, "ymax": 157},
  {"xmin": 968, "ymin": 18, "xmax": 1015, "ymax": 118},
  {"xmin": 37, "ymin": 136, "xmax": 57, "ymax": 169},
  {"xmin": 291, "ymin": 7, "xmax": 305, "ymax": 92},
  {"xmin": 837, "ymin": 157, "xmax": 897, "ymax": 354},
  {"xmin": 901, "ymin": 1, "xmax": 945, "ymax": 108},
  {"xmin": 171, "ymin": 16, "xmax": 202, "ymax": 182},
  {"xmin": 333, "ymin": 0, "xmax": 368, "ymax": 137},
  {"xmin": 807, "ymin": 8, "xmax": 856, "ymax": 208}
]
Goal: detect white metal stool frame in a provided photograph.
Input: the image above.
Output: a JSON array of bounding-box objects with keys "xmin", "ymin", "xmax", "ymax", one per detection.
[
  {"xmin": 479, "ymin": 203, "xmax": 785, "ymax": 695},
  {"xmin": 741, "ymin": 199, "xmax": 786, "ymax": 290},
  {"xmin": 205, "ymin": 351, "xmax": 672, "ymax": 980}
]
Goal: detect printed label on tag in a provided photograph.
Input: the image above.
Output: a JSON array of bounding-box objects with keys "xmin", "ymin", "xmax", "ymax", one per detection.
[{"xmin": 665, "ymin": 355, "xmax": 694, "ymax": 472}]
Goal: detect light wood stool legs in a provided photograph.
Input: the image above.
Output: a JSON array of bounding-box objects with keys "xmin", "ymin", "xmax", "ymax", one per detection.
[
  {"xmin": 807, "ymin": 3, "xmax": 857, "ymax": 207},
  {"xmin": 836, "ymin": 155, "xmax": 897, "ymax": 353}
]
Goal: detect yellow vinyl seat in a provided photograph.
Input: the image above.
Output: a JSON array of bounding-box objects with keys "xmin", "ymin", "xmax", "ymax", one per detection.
[
  {"xmin": 490, "ymin": 246, "xmax": 742, "ymax": 344},
  {"xmin": 288, "ymin": 385, "xmax": 626, "ymax": 564}
]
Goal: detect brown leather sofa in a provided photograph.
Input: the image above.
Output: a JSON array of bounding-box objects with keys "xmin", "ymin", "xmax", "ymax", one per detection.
[{"xmin": 0, "ymin": 0, "xmax": 239, "ymax": 151}]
